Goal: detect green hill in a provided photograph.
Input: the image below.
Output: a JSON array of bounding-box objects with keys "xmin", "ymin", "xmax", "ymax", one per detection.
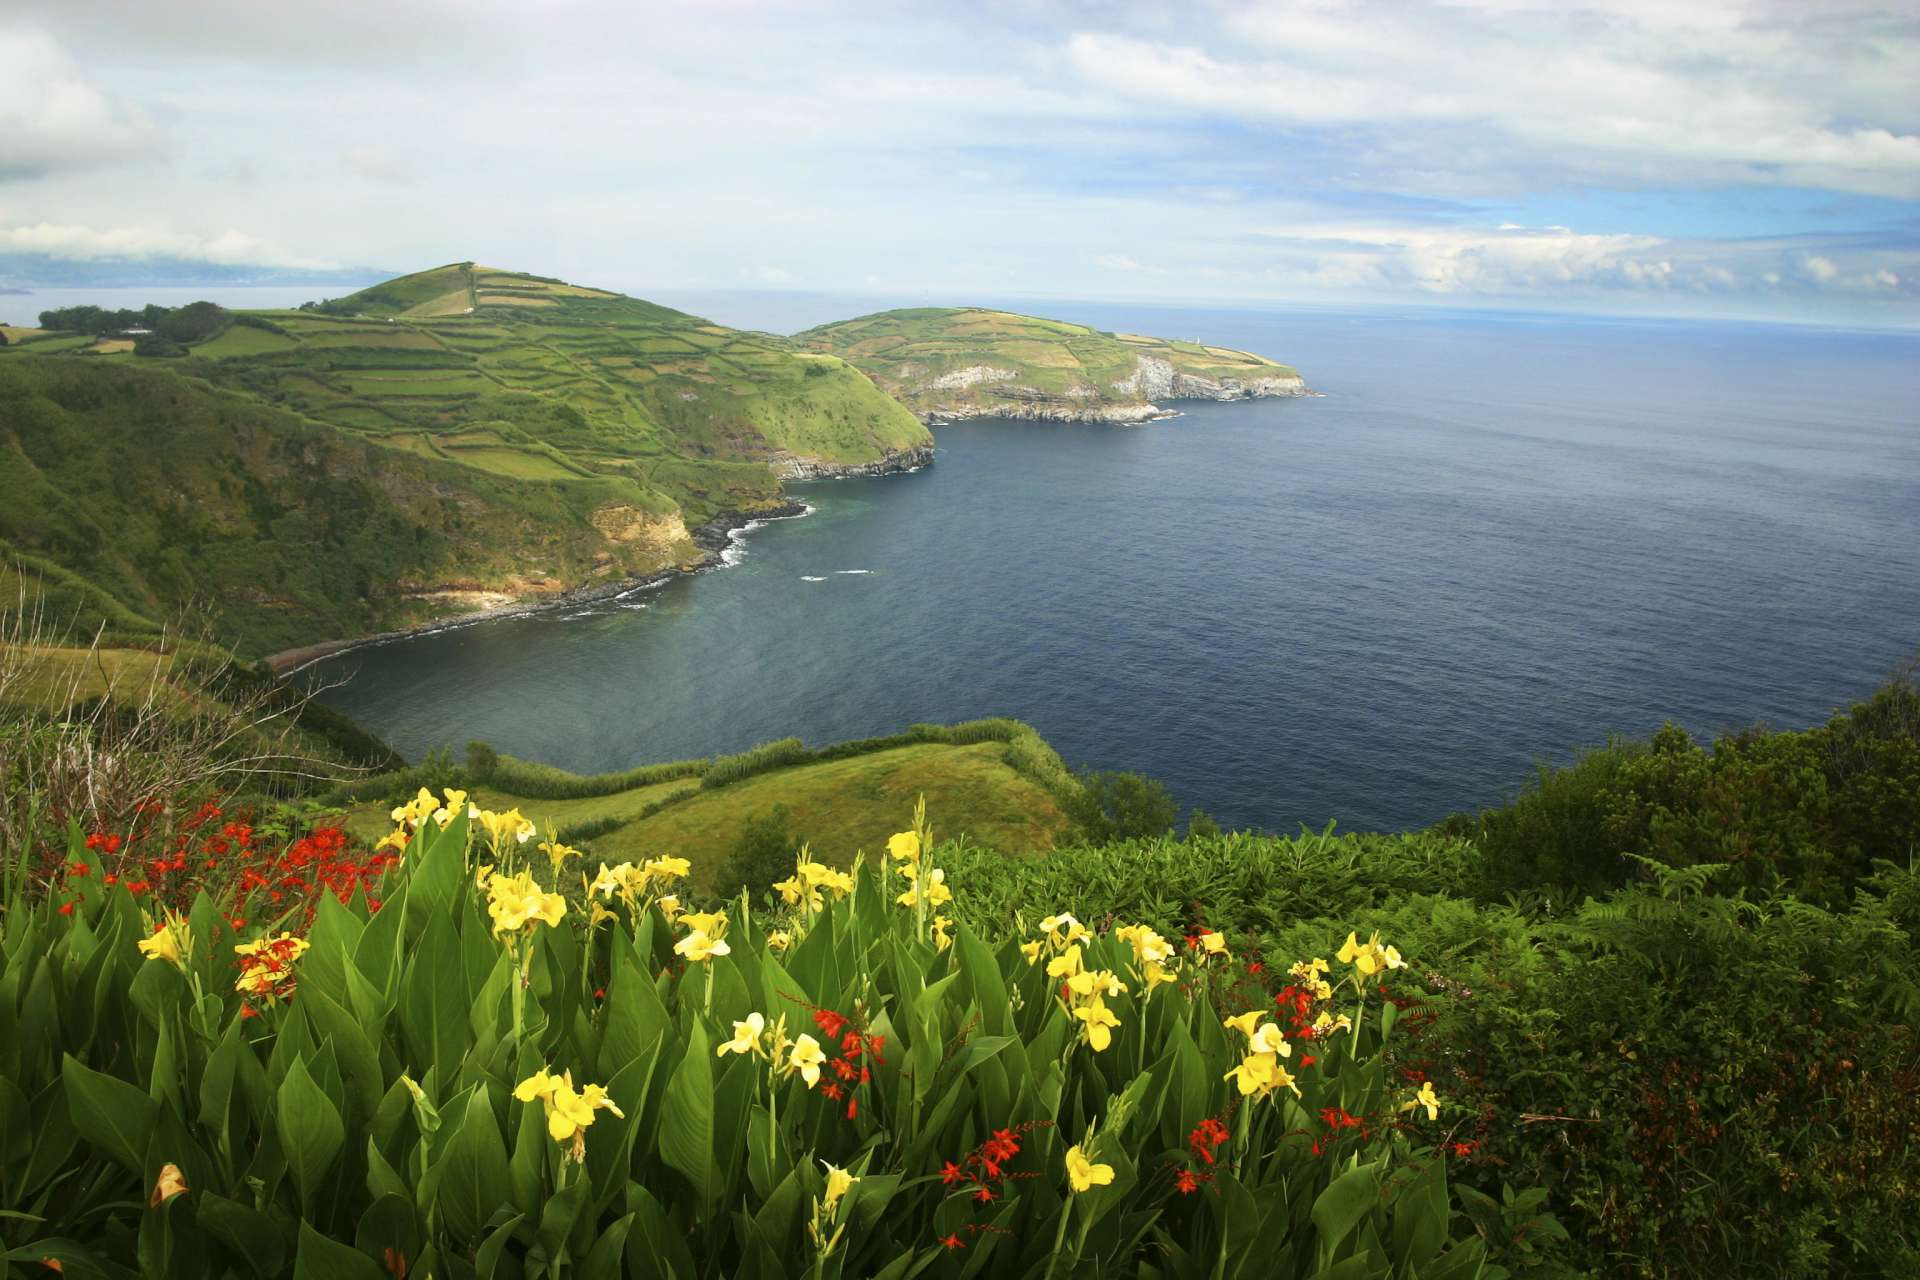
[
  {"xmin": 0, "ymin": 264, "xmax": 931, "ymax": 658},
  {"xmin": 796, "ymin": 306, "xmax": 1310, "ymax": 423},
  {"xmin": 333, "ymin": 719, "xmax": 1077, "ymax": 888}
]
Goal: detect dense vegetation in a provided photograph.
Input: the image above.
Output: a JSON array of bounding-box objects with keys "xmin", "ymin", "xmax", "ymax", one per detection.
[
  {"xmin": 0, "ymin": 263, "xmax": 933, "ymax": 658},
  {"xmin": 4, "ymin": 592, "xmax": 1915, "ymax": 1276},
  {"xmin": 796, "ymin": 307, "xmax": 1304, "ymax": 420}
]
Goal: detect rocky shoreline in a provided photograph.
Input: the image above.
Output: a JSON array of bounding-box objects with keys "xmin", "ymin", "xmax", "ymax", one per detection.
[
  {"xmin": 770, "ymin": 442, "xmax": 936, "ymax": 480},
  {"xmin": 265, "ymin": 497, "xmax": 813, "ymax": 677},
  {"xmin": 918, "ymin": 376, "xmax": 1316, "ymax": 426}
]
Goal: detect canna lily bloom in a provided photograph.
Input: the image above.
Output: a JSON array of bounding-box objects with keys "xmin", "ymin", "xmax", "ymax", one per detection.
[
  {"xmin": 1065, "ymin": 1145, "xmax": 1115, "ymax": 1193},
  {"xmin": 375, "ymin": 827, "xmax": 409, "ymax": 854},
  {"xmin": 718, "ymin": 1012, "xmax": 767, "ymax": 1058},
  {"xmin": 1074, "ymin": 997, "xmax": 1121, "ymax": 1051},
  {"xmin": 1040, "ymin": 913, "xmax": 1092, "ymax": 947},
  {"xmin": 1046, "ymin": 944, "xmax": 1085, "ymax": 981},
  {"xmin": 475, "ymin": 807, "xmax": 537, "ymax": 852},
  {"xmin": 1020, "ymin": 939, "xmax": 1045, "ymax": 965},
  {"xmin": 1225, "ymin": 1051, "xmax": 1300, "ymax": 1100},
  {"xmin": 1065, "ymin": 969, "xmax": 1127, "ymax": 1000},
  {"xmin": 930, "ymin": 915, "xmax": 953, "ymax": 951},
  {"xmin": 431, "ymin": 789, "xmax": 469, "ymax": 828},
  {"xmin": 674, "ymin": 926, "xmax": 730, "ymax": 963},
  {"xmin": 589, "ymin": 862, "xmax": 631, "ymax": 899},
  {"xmin": 485, "ymin": 870, "xmax": 566, "ymax": 936},
  {"xmin": 1223, "ymin": 1010, "xmax": 1264, "ymax": 1039},
  {"xmin": 136, "ymin": 913, "xmax": 191, "ymax": 970},
  {"xmin": 538, "ymin": 834, "xmax": 581, "ymax": 879},
  {"xmin": 642, "ymin": 855, "xmax": 692, "ymax": 882},
  {"xmin": 679, "ymin": 910, "xmax": 727, "ymax": 935},
  {"xmin": 1312, "ymin": 1011, "xmax": 1353, "ymax": 1037},
  {"xmin": 1337, "ymin": 931, "xmax": 1407, "ymax": 978},
  {"xmin": 516, "ymin": 1068, "xmax": 622, "ymax": 1161},
  {"xmin": 786, "ymin": 1033, "xmax": 827, "ymax": 1087},
  {"xmin": 1196, "ymin": 930, "xmax": 1228, "ymax": 957},
  {"xmin": 1400, "ymin": 1080, "xmax": 1442, "ymax": 1122},
  {"xmin": 887, "ymin": 830, "xmax": 921, "ymax": 864},
  {"xmin": 895, "ymin": 866, "xmax": 952, "ymax": 909},
  {"xmin": 767, "ymin": 930, "xmax": 792, "ymax": 952},
  {"xmin": 656, "ymin": 894, "xmax": 683, "ymax": 923},
  {"xmin": 1248, "ymin": 1023, "xmax": 1292, "ymax": 1057},
  {"xmin": 822, "ymin": 1162, "xmax": 858, "ymax": 1214},
  {"xmin": 390, "ymin": 787, "xmax": 438, "ymax": 826},
  {"xmin": 775, "ymin": 871, "xmax": 823, "ymax": 912}
]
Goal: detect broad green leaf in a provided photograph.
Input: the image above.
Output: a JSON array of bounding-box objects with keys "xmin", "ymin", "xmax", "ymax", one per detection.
[
  {"xmin": 195, "ymin": 1191, "xmax": 289, "ymax": 1275},
  {"xmin": 436, "ymin": 1086, "xmax": 513, "ymax": 1245},
  {"xmin": 659, "ymin": 1020, "xmax": 716, "ymax": 1207},
  {"xmin": 294, "ymin": 1220, "xmax": 383, "ymax": 1280},
  {"xmin": 1312, "ymin": 1160, "xmax": 1383, "ymax": 1256},
  {"xmin": 277, "ymin": 1055, "xmax": 345, "ymax": 1214},
  {"xmin": 60, "ymin": 1053, "xmax": 157, "ymax": 1175}
]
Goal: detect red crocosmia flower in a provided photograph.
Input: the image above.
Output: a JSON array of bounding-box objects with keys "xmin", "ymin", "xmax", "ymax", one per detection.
[
  {"xmin": 940, "ymin": 1234, "xmax": 965, "ymax": 1251},
  {"xmin": 593, "ymin": 988, "xmax": 606, "ymax": 1000},
  {"xmin": 941, "ymin": 1161, "xmax": 965, "ymax": 1185},
  {"xmin": 845, "ymin": 1096, "xmax": 858, "ymax": 1121},
  {"xmin": 1299, "ymin": 1054, "xmax": 1317, "ymax": 1068},
  {"xmin": 1176, "ymin": 1170, "xmax": 1202, "ymax": 1194},
  {"xmin": 58, "ymin": 901, "xmax": 75, "ymax": 916},
  {"xmin": 973, "ymin": 1186, "xmax": 995, "ymax": 1204},
  {"xmin": 1452, "ymin": 1141, "xmax": 1478, "ymax": 1157},
  {"xmin": 812, "ymin": 1008, "xmax": 849, "ymax": 1040},
  {"xmin": 240, "ymin": 1005, "xmax": 260, "ymax": 1019},
  {"xmin": 821, "ymin": 1084, "xmax": 842, "ymax": 1101}
]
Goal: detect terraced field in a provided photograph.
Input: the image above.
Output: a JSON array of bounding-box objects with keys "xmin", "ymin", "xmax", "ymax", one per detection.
[{"xmin": 797, "ymin": 306, "xmax": 1306, "ymax": 421}]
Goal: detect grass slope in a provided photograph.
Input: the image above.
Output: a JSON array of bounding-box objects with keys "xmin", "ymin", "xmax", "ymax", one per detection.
[
  {"xmin": 335, "ymin": 721, "xmax": 1075, "ymax": 890},
  {"xmin": 795, "ymin": 306, "xmax": 1303, "ymax": 420},
  {"xmin": 0, "ymin": 263, "xmax": 931, "ymax": 657}
]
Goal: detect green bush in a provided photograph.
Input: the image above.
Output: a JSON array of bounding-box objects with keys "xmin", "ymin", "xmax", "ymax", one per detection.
[
  {"xmin": 710, "ymin": 804, "xmax": 806, "ymax": 902},
  {"xmin": 1061, "ymin": 769, "xmax": 1179, "ymax": 843},
  {"xmin": 701, "ymin": 736, "xmax": 811, "ymax": 789}
]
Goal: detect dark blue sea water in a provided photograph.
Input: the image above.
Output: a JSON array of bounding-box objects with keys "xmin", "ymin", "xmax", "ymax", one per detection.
[{"xmin": 311, "ymin": 300, "xmax": 1920, "ymax": 833}]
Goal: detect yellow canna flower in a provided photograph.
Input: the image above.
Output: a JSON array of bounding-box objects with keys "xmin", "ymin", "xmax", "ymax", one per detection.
[
  {"xmin": 1020, "ymin": 939, "xmax": 1044, "ymax": 965},
  {"xmin": 538, "ymin": 834, "xmax": 581, "ymax": 879},
  {"xmin": 643, "ymin": 855, "xmax": 692, "ymax": 881},
  {"xmin": 432, "ymin": 788, "xmax": 469, "ymax": 827},
  {"xmin": 774, "ymin": 873, "xmax": 818, "ymax": 911},
  {"xmin": 1046, "ymin": 943, "xmax": 1085, "ymax": 981},
  {"xmin": 894, "ymin": 866, "xmax": 951, "ymax": 908},
  {"xmin": 1312, "ymin": 1011, "xmax": 1353, "ymax": 1036},
  {"xmin": 886, "ymin": 830, "xmax": 921, "ymax": 864},
  {"xmin": 485, "ymin": 870, "xmax": 566, "ymax": 936},
  {"xmin": 768, "ymin": 930, "xmax": 792, "ymax": 952},
  {"xmin": 657, "ymin": 894, "xmax": 683, "ymax": 923},
  {"xmin": 1248, "ymin": 1023, "xmax": 1291, "ymax": 1057},
  {"xmin": 679, "ymin": 910, "xmax": 727, "ymax": 935},
  {"xmin": 930, "ymin": 915, "xmax": 953, "ymax": 951},
  {"xmin": 589, "ymin": 862, "xmax": 629, "ymax": 898},
  {"xmin": 1196, "ymin": 930, "xmax": 1228, "ymax": 956},
  {"xmin": 475, "ymin": 806, "xmax": 537, "ymax": 852},
  {"xmin": 786, "ymin": 1033, "xmax": 827, "ymax": 1087},
  {"xmin": 1065, "ymin": 969, "xmax": 1127, "ymax": 1000},
  {"xmin": 136, "ymin": 913, "xmax": 191, "ymax": 970},
  {"xmin": 674, "ymin": 927, "xmax": 730, "ymax": 963},
  {"xmin": 1338, "ymin": 931, "xmax": 1405, "ymax": 977},
  {"xmin": 1040, "ymin": 913, "xmax": 1091, "ymax": 946},
  {"xmin": 375, "ymin": 827, "xmax": 409, "ymax": 854},
  {"xmin": 513, "ymin": 1068, "xmax": 560, "ymax": 1103},
  {"xmin": 1065, "ymin": 1144, "xmax": 1114, "ymax": 1193},
  {"xmin": 822, "ymin": 1161, "xmax": 858, "ymax": 1214},
  {"xmin": 718, "ymin": 1012, "xmax": 767, "ymax": 1058},
  {"xmin": 1074, "ymin": 997, "xmax": 1121, "ymax": 1051},
  {"xmin": 391, "ymin": 787, "xmax": 437, "ymax": 826},
  {"xmin": 1224, "ymin": 1051, "xmax": 1300, "ymax": 1100},
  {"xmin": 1223, "ymin": 1010, "xmax": 1263, "ymax": 1039},
  {"xmin": 1400, "ymin": 1080, "xmax": 1442, "ymax": 1122}
]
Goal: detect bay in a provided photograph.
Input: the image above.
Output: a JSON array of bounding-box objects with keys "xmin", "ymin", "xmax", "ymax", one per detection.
[{"xmin": 311, "ymin": 300, "xmax": 1920, "ymax": 833}]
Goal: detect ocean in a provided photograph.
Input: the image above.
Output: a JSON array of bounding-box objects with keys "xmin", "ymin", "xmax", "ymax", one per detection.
[{"xmin": 295, "ymin": 297, "xmax": 1920, "ymax": 833}]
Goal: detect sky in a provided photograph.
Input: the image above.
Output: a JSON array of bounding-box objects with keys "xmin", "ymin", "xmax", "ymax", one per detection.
[{"xmin": 2, "ymin": 0, "xmax": 1917, "ymax": 327}]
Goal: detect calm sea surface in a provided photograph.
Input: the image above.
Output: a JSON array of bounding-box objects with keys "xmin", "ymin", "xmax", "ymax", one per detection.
[{"xmin": 303, "ymin": 299, "xmax": 1918, "ymax": 833}]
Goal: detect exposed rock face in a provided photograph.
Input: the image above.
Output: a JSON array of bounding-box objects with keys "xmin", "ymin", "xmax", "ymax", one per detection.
[
  {"xmin": 769, "ymin": 443, "xmax": 936, "ymax": 480},
  {"xmin": 588, "ymin": 505, "xmax": 693, "ymax": 556},
  {"xmin": 917, "ymin": 355, "xmax": 1312, "ymax": 425}
]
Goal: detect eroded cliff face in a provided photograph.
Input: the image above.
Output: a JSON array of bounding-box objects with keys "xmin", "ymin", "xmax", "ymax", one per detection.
[
  {"xmin": 769, "ymin": 443, "xmax": 937, "ymax": 480},
  {"xmin": 908, "ymin": 354, "xmax": 1312, "ymax": 424}
]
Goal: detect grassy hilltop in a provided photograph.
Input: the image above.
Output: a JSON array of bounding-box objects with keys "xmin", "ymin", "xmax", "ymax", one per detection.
[
  {"xmin": 797, "ymin": 306, "xmax": 1309, "ymax": 423},
  {"xmin": 0, "ymin": 264, "xmax": 930, "ymax": 658}
]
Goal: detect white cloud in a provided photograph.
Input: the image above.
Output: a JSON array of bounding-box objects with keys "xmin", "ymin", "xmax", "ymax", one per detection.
[
  {"xmin": 344, "ymin": 146, "xmax": 410, "ymax": 184},
  {"xmin": 1248, "ymin": 221, "xmax": 1919, "ymax": 300},
  {"xmin": 0, "ymin": 28, "xmax": 156, "ymax": 180},
  {"xmin": 1065, "ymin": 2, "xmax": 1920, "ymax": 198},
  {"xmin": 0, "ymin": 221, "xmax": 333, "ymax": 268}
]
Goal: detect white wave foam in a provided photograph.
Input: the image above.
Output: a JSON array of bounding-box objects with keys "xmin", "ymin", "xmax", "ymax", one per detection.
[
  {"xmin": 801, "ymin": 575, "xmax": 827, "ymax": 582},
  {"xmin": 835, "ymin": 569, "xmax": 873, "ymax": 576}
]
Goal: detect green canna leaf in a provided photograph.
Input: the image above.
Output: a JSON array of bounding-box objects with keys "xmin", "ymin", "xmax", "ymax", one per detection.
[
  {"xmin": 435, "ymin": 1086, "xmax": 513, "ymax": 1246},
  {"xmin": 659, "ymin": 1019, "xmax": 716, "ymax": 1207},
  {"xmin": 60, "ymin": 1052, "xmax": 158, "ymax": 1175},
  {"xmin": 294, "ymin": 1219, "xmax": 384, "ymax": 1280},
  {"xmin": 277, "ymin": 1055, "xmax": 345, "ymax": 1215}
]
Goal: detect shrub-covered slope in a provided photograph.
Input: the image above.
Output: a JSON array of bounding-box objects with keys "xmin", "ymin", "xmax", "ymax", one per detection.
[{"xmin": 0, "ymin": 263, "xmax": 934, "ymax": 656}]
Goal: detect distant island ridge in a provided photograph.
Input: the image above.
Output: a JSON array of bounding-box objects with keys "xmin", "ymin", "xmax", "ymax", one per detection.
[{"xmin": 0, "ymin": 261, "xmax": 1310, "ymax": 669}]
